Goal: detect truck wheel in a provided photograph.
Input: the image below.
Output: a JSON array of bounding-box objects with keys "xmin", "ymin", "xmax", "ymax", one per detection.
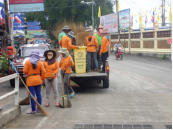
[
  {"xmin": 103, "ymin": 78, "xmax": 109, "ymax": 88},
  {"xmin": 10, "ymin": 79, "xmax": 15, "ymax": 88}
]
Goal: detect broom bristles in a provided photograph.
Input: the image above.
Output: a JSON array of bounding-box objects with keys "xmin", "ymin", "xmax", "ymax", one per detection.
[{"xmin": 19, "ymin": 96, "xmax": 30, "ymax": 105}]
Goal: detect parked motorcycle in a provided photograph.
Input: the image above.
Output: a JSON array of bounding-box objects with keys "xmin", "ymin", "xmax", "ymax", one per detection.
[{"xmin": 115, "ymin": 47, "xmax": 124, "ymax": 60}]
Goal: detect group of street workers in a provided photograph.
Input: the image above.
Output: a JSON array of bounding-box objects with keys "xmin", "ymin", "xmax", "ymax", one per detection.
[{"xmin": 23, "ymin": 25, "xmax": 113, "ymax": 114}]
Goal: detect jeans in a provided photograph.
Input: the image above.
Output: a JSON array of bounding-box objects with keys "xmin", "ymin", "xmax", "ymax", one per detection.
[
  {"xmin": 101, "ymin": 52, "xmax": 108, "ymax": 72},
  {"xmin": 61, "ymin": 72, "xmax": 74, "ymax": 95},
  {"xmin": 87, "ymin": 52, "xmax": 98, "ymax": 71},
  {"xmin": 97, "ymin": 46, "xmax": 102, "ymax": 70},
  {"xmin": 28, "ymin": 85, "xmax": 42, "ymax": 112}
]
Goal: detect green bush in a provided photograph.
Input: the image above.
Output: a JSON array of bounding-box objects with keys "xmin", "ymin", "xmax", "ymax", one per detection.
[{"xmin": 0, "ymin": 54, "xmax": 9, "ymax": 73}]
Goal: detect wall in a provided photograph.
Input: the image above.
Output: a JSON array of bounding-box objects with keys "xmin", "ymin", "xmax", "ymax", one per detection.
[{"xmin": 111, "ymin": 28, "xmax": 172, "ymax": 54}]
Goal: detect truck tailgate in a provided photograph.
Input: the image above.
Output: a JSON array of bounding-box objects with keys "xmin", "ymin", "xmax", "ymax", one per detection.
[{"xmin": 70, "ymin": 72, "xmax": 107, "ymax": 78}]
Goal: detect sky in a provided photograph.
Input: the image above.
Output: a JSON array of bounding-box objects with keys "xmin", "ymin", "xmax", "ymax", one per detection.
[{"xmin": 111, "ymin": 0, "xmax": 172, "ymax": 29}]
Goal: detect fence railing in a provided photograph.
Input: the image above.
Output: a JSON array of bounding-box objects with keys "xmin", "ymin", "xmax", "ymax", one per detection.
[{"xmin": 0, "ymin": 74, "xmax": 19, "ymax": 109}]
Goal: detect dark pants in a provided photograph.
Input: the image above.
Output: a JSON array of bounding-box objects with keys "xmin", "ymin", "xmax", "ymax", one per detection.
[
  {"xmin": 101, "ymin": 52, "xmax": 108, "ymax": 72},
  {"xmin": 28, "ymin": 85, "xmax": 42, "ymax": 112},
  {"xmin": 87, "ymin": 52, "xmax": 98, "ymax": 71},
  {"xmin": 61, "ymin": 72, "xmax": 74, "ymax": 95},
  {"xmin": 97, "ymin": 46, "xmax": 102, "ymax": 70}
]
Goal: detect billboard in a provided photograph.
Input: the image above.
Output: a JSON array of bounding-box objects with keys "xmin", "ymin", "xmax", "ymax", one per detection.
[
  {"xmin": 119, "ymin": 9, "xmax": 130, "ymax": 31},
  {"xmin": 10, "ymin": 0, "xmax": 44, "ymax": 4},
  {"xmin": 9, "ymin": 0, "xmax": 44, "ymax": 13},
  {"xmin": 100, "ymin": 13, "xmax": 118, "ymax": 33}
]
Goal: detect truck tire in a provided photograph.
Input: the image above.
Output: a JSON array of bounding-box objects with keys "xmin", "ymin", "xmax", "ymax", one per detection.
[
  {"xmin": 103, "ymin": 78, "xmax": 109, "ymax": 88},
  {"xmin": 10, "ymin": 79, "xmax": 15, "ymax": 88}
]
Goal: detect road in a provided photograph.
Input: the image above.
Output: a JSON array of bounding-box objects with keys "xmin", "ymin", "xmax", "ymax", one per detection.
[{"xmin": 1, "ymin": 55, "xmax": 172, "ymax": 129}]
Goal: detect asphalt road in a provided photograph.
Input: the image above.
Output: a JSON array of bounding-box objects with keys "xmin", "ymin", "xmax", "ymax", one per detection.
[{"xmin": 1, "ymin": 54, "xmax": 172, "ymax": 129}]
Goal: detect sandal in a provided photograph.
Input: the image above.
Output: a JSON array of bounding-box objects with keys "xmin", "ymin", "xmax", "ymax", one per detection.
[
  {"xmin": 45, "ymin": 102, "xmax": 49, "ymax": 107},
  {"xmin": 55, "ymin": 102, "xmax": 60, "ymax": 107}
]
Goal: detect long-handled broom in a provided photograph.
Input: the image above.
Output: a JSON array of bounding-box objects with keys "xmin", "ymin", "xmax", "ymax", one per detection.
[
  {"xmin": 10, "ymin": 60, "xmax": 48, "ymax": 116},
  {"xmin": 59, "ymin": 72, "xmax": 72, "ymax": 108}
]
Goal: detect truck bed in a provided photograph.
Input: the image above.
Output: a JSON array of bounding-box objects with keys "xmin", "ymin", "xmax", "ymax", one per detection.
[{"xmin": 70, "ymin": 72, "xmax": 107, "ymax": 78}]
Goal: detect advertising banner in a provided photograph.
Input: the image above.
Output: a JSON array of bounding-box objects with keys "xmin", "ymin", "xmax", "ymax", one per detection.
[
  {"xmin": 9, "ymin": 0, "xmax": 44, "ymax": 12},
  {"xmin": 10, "ymin": 0, "xmax": 44, "ymax": 4},
  {"xmin": 100, "ymin": 13, "xmax": 118, "ymax": 33},
  {"xmin": 119, "ymin": 9, "xmax": 130, "ymax": 31}
]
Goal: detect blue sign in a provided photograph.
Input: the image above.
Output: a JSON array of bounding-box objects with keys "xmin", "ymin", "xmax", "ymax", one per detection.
[
  {"xmin": 10, "ymin": 3, "xmax": 44, "ymax": 13},
  {"xmin": 13, "ymin": 26, "xmax": 25, "ymax": 30},
  {"xmin": 27, "ymin": 26, "xmax": 41, "ymax": 30},
  {"xmin": 27, "ymin": 21, "xmax": 40, "ymax": 26}
]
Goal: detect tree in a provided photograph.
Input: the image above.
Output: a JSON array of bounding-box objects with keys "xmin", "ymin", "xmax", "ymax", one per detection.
[{"xmin": 26, "ymin": 0, "xmax": 113, "ymax": 40}]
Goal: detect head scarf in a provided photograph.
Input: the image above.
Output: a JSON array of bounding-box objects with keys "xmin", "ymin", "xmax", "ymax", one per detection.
[{"xmin": 30, "ymin": 49, "xmax": 40, "ymax": 65}]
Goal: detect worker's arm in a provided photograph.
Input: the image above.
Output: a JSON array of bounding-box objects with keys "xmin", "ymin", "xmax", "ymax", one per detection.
[
  {"xmin": 54, "ymin": 61, "xmax": 59, "ymax": 74},
  {"xmin": 68, "ymin": 39, "xmax": 78, "ymax": 49},
  {"xmin": 40, "ymin": 62, "xmax": 46, "ymax": 80},
  {"xmin": 23, "ymin": 60, "xmax": 29, "ymax": 75},
  {"xmin": 70, "ymin": 56, "xmax": 75, "ymax": 67},
  {"xmin": 59, "ymin": 39, "xmax": 62, "ymax": 47},
  {"xmin": 94, "ymin": 36, "xmax": 99, "ymax": 49},
  {"xmin": 59, "ymin": 59, "xmax": 62, "ymax": 68}
]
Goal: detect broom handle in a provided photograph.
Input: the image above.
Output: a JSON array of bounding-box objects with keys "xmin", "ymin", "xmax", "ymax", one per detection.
[{"xmin": 61, "ymin": 71, "xmax": 65, "ymax": 107}]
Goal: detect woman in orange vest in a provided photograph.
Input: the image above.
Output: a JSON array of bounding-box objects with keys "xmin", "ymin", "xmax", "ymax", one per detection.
[
  {"xmin": 23, "ymin": 49, "xmax": 45, "ymax": 114},
  {"xmin": 43, "ymin": 50, "xmax": 60, "ymax": 107},
  {"xmin": 59, "ymin": 48, "xmax": 75, "ymax": 97}
]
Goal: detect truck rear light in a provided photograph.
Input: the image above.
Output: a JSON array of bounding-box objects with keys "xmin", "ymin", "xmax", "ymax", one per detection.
[{"xmin": 106, "ymin": 65, "xmax": 109, "ymax": 72}]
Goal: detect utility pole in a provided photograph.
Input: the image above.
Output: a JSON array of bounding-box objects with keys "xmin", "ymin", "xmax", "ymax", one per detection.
[
  {"xmin": 24, "ymin": 17, "xmax": 28, "ymax": 44},
  {"xmin": 4, "ymin": 0, "xmax": 10, "ymax": 48},
  {"xmin": 92, "ymin": 0, "xmax": 94, "ymax": 34},
  {"xmin": 162, "ymin": 0, "xmax": 166, "ymax": 26},
  {"xmin": 4, "ymin": 0, "xmax": 9, "ymax": 34},
  {"xmin": 116, "ymin": 0, "xmax": 120, "ymax": 41}
]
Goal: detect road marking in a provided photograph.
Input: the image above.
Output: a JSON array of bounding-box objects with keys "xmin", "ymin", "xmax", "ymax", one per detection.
[{"xmin": 35, "ymin": 116, "xmax": 48, "ymax": 129}]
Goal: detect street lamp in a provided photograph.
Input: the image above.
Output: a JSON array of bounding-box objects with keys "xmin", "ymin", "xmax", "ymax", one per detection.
[{"xmin": 80, "ymin": 0, "xmax": 95, "ymax": 34}]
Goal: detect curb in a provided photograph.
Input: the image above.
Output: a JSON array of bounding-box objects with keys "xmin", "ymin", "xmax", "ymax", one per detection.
[{"xmin": 0, "ymin": 106, "xmax": 21, "ymax": 128}]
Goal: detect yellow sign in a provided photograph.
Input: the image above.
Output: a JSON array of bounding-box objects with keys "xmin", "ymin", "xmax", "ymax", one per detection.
[{"xmin": 74, "ymin": 46, "xmax": 86, "ymax": 74}]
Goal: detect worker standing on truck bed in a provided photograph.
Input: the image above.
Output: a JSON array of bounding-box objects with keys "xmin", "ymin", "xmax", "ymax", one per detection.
[
  {"xmin": 59, "ymin": 48, "xmax": 75, "ymax": 97},
  {"xmin": 58, "ymin": 25, "xmax": 71, "ymax": 42},
  {"xmin": 95, "ymin": 25, "xmax": 103, "ymax": 70},
  {"xmin": 60, "ymin": 31, "xmax": 78, "ymax": 52},
  {"xmin": 100, "ymin": 33, "xmax": 110, "ymax": 73},
  {"xmin": 85, "ymin": 31, "xmax": 99, "ymax": 72}
]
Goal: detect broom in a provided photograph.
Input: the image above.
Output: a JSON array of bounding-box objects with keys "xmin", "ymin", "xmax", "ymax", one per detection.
[
  {"xmin": 59, "ymin": 71, "xmax": 72, "ymax": 108},
  {"xmin": 19, "ymin": 96, "xmax": 30, "ymax": 105},
  {"xmin": 10, "ymin": 60, "xmax": 48, "ymax": 116}
]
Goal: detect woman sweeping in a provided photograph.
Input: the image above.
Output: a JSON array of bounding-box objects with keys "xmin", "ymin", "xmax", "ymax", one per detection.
[
  {"xmin": 23, "ymin": 49, "xmax": 45, "ymax": 114},
  {"xmin": 43, "ymin": 50, "xmax": 60, "ymax": 107}
]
